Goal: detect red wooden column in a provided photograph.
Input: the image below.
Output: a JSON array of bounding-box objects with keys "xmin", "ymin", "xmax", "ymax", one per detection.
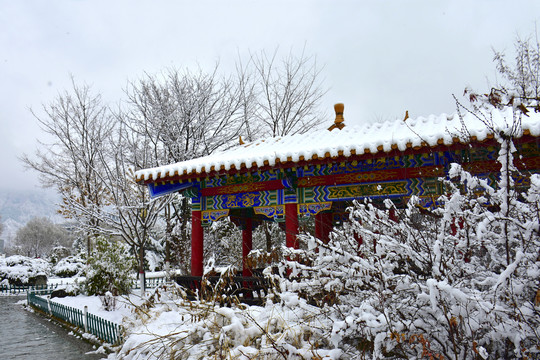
[
  {"xmin": 242, "ymin": 217, "xmax": 253, "ymax": 277},
  {"xmin": 322, "ymin": 212, "xmax": 332, "ymax": 243},
  {"xmin": 191, "ymin": 210, "xmax": 204, "ymax": 276},
  {"xmin": 285, "ymin": 203, "xmax": 299, "ymax": 249},
  {"xmin": 389, "ymin": 208, "xmax": 398, "ymax": 222},
  {"xmin": 315, "ymin": 213, "xmax": 323, "ymax": 240},
  {"xmin": 315, "ymin": 213, "xmax": 332, "ymax": 243},
  {"xmin": 315, "ymin": 212, "xmax": 332, "ymax": 243}
]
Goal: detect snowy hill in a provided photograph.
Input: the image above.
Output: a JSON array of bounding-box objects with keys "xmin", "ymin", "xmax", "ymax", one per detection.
[{"xmin": 0, "ymin": 189, "xmax": 62, "ymax": 245}]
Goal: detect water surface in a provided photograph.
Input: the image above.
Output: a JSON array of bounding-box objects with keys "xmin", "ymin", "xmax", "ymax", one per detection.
[{"xmin": 0, "ymin": 296, "xmax": 106, "ymax": 359}]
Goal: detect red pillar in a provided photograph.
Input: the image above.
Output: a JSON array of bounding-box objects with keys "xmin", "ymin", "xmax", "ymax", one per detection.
[
  {"xmin": 242, "ymin": 217, "xmax": 253, "ymax": 277},
  {"xmin": 322, "ymin": 212, "xmax": 332, "ymax": 243},
  {"xmin": 285, "ymin": 203, "xmax": 299, "ymax": 249},
  {"xmin": 315, "ymin": 213, "xmax": 323, "ymax": 240},
  {"xmin": 389, "ymin": 208, "xmax": 398, "ymax": 222},
  {"xmin": 191, "ymin": 210, "xmax": 204, "ymax": 276},
  {"xmin": 315, "ymin": 212, "xmax": 332, "ymax": 243}
]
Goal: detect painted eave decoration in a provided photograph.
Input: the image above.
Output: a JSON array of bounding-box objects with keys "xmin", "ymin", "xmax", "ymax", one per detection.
[{"xmin": 135, "ymin": 107, "xmax": 540, "ymax": 186}]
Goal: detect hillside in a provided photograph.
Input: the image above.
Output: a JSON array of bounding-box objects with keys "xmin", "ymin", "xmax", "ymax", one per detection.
[{"xmin": 0, "ymin": 189, "xmax": 62, "ymax": 245}]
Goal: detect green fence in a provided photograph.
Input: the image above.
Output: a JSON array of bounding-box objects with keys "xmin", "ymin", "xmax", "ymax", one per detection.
[
  {"xmin": 0, "ymin": 283, "xmax": 58, "ymax": 295},
  {"xmin": 27, "ymin": 291, "xmax": 123, "ymax": 345},
  {"xmin": 87, "ymin": 312, "xmax": 121, "ymax": 344},
  {"xmin": 3, "ymin": 275, "xmax": 168, "ymax": 295}
]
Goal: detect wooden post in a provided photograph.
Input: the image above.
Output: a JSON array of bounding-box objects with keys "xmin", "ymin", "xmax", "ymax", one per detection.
[
  {"xmin": 242, "ymin": 217, "xmax": 253, "ymax": 277},
  {"xmin": 285, "ymin": 203, "xmax": 299, "ymax": 249},
  {"xmin": 83, "ymin": 305, "xmax": 88, "ymax": 332},
  {"xmin": 191, "ymin": 210, "xmax": 204, "ymax": 276}
]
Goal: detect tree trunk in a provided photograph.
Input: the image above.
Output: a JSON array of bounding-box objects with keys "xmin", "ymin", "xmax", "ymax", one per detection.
[
  {"xmin": 165, "ymin": 203, "xmax": 172, "ymax": 265},
  {"xmin": 264, "ymin": 222, "xmax": 272, "ymax": 253},
  {"xmin": 138, "ymin": 245, "xmax": 145, "ymax": 296}
]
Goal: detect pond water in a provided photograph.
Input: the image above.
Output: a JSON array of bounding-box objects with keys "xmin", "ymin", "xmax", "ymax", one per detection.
[{"xmin": 0, "ymin": 296, "xmax": 106, "ymax": 359}]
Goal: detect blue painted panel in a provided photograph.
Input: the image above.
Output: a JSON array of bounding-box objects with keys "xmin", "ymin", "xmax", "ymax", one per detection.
[{"xmin": 148, "ymin": 182, "xmax": 194, "ymax": 198}]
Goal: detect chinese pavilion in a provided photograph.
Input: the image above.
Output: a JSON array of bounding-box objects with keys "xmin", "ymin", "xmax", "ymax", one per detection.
[{"xmin": 136, "ymin": 104, "xmax": 540, "ymax": 277}]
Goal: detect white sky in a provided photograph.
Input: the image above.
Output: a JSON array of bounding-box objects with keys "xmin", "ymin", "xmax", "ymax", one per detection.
[{"xmin": 1, "ymin": 0, "xmax": 539, "ymax": 193}]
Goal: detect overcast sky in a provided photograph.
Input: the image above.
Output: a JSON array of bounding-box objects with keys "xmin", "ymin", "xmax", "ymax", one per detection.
[{"xmin": 1, "ymin": 0, "xmax": 540, "ymax": 194}]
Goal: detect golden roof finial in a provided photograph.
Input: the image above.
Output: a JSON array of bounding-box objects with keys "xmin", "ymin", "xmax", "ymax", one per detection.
[{"xmin": 328, "ymin": 103, "xmax": 345, "ymax": 131}]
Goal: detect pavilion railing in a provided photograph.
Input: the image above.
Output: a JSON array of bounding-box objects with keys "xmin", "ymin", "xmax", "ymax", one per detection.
[
  {"xmin": 132, "ymin": 276, "xmax": 168, "ymax": 290},
  {"xmin": 173, "ymin": 275, "xmax": 272, "ymax": 306}
]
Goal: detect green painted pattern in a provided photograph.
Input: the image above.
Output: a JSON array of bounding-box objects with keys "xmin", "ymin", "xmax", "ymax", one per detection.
[
  {"xmin": 203, "ymin": 170, "xmax": 281, "ymax": 188},
  {"xmin": 203, "ymin": 189, "xmax": 282, "ymax": 210}
]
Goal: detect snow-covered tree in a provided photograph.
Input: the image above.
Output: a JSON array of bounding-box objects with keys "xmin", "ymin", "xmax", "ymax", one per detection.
[
  {"xmin": 123, "ymin": 66, "xmax": 248, "ymax": 165},
  {"xmin": 204, "ymin": 218, "xmax": 242, "ymax": 270},
  {"xmin": 121, "ymin": 66, "xmax": 250, "ymax": 270},
  {"xmin": 247, "ymin": 47, "xmax": 327, "ymax": 138},
  {"xmin": 493, "ymin": 33, "xmax": 540, "ymax": 105},
  {"xmin": 464, "ymin": 32, "xmax": 540, "ymax": 114},
  {"xmin": 90, "ymin": 123, "xmax": 169, "ymax": 291},
  {"xmin": 21, "ymin": 79, "xmax": 114, "ymax": 256},
  {"xmin": 14, "ymin": 217, "xmax": 72, "ymax": 258}
]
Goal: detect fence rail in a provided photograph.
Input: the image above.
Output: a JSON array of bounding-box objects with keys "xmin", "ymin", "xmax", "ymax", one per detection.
[
  {"xmin": 27, "ymin": 291, "xmax": 123, "ymax": 345},
  {"xmin": 132, "ymin": 276, "xmax": 168, "ymax": 289},
  {"xmin": 2, "ymin": 275, "xmax": 169, "ymax": 295},
  {"xmin": 0, "ymin": 283, "xmax": 59, "ymax": 295}
]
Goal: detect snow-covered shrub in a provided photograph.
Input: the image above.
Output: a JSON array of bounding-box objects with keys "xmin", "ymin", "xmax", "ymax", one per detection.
[
  {"xmin": 115, "ymin": 284, "xmax": 341, "ymax": 360},
  {"xmin": 83, "ymin": 237, "xmax": 135, "ymax": 296},
  {"xmin": 0, "ymin": 255, "xmax": 50, "ymax": 285},
  {"xmin": 52, "ymin": 255, "xmax": 85, "ymax": 278},
  {"xmin": 272, "ymin": 140, "xmax": 540, "ymax": 358},
  {"xmin": 100, "ymin": 291, "xmax": 116, "ymax": 311},
  {"xmin": 48, "ymin": 245, "xmax": 71, "ymax": 266},
  {"xmin": 51, "ymin": 283, "xmax": 81, "ymax": 298}
]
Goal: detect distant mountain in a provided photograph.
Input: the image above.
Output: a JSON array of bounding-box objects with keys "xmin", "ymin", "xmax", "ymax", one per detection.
[{"xmin": 0, "ymin": 189, "xmax": 63, "ymax": 245}]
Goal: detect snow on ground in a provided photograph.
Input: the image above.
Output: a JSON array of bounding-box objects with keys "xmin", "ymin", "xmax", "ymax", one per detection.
[
  {"xmin": 42, "ymin": 271, "xmax": 173, "ymax": 325},
  {"xmin": 50, "ymin": 294, "xmax": 144, "ymax": 325}
]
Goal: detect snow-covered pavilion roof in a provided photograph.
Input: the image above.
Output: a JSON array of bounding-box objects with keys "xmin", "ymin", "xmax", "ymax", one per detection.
[{"xmin": 135, "ymin": 107, "xmax": 540, "ymax": 183}]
